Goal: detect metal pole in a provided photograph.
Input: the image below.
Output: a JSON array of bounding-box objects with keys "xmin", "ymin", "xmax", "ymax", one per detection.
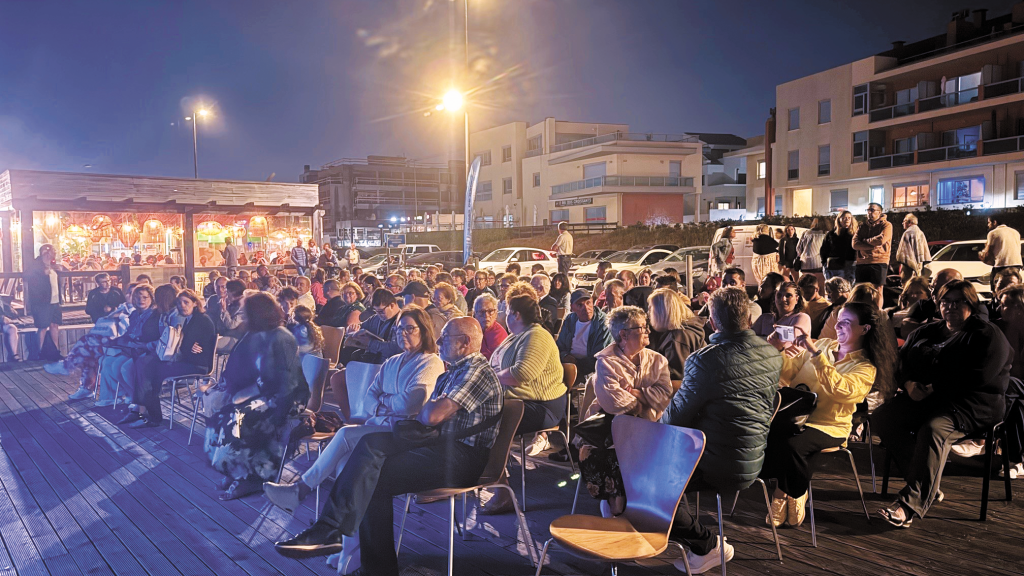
[
  {"xmin": 685, "ymin": 254, "xmax": 693, "ymax": 297},
  {"xmin": 191, "ymin": 112, "xmax": 199, "ymax": 179}
]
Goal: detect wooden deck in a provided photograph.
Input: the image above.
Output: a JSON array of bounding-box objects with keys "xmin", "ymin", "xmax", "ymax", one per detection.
[{"xmin": 0, "ymin": 361, "xmax": 1022, "ymax": 576}]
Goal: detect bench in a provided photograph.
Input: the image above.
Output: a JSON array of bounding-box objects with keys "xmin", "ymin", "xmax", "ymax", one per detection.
[{"xmin": 1, "ymin": 323, "xmax": 96, "ymax": 362}]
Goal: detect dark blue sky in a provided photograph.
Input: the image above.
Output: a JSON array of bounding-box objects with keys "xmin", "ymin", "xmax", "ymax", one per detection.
[{"xmin": 0, "ymin": 0, "xmax": 1009, "ymax": 182}]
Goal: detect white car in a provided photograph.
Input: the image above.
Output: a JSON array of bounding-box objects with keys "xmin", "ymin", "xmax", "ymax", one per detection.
[
  {"xmin": 573, "ymin": 248, "xmax": 673, "ymax": 289},
  {"xmin": 921, "ymin": 239, "xmax": 1024, "ymax": 300},
  {"xmin": 478, "ymin": 247, "xmax": 560, "ymax": 275},
  {"xmin": 649, "ymin": 246, "xmax": 711, "ymax": 289},
  {"xmin": 361, "ymin": 254, "xmax": 390, "ymax": 276}
]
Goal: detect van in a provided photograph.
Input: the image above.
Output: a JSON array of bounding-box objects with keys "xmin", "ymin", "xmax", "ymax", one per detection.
[
  {"xmin": 710, "ymin": 224, "xmax": 808, "ymax": 285},
  {"xmin": 396, "ymin": 244, "xmax": 441, "ymax": 263}
]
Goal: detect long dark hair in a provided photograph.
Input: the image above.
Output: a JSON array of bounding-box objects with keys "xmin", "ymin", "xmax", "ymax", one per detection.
[
  {"xmin": 841, "ymin": 302, "xmax": 896, "ymax": 399},
  {"xmin": 772, "ymin": 281, "xmax": 805, "ymax": 318}
]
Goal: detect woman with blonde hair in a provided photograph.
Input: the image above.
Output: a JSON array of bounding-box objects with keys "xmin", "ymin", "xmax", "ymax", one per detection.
[
  {"xmin": 647, "ymin": 288, "xmax": 706, "ymax": 380},
  {"xmin": 751, "ymin": 223, "xmax": 780, "ymax": 284},
  {"xmin": 820, "ymin": 210, "xmax": 858, "ymax": 283}
]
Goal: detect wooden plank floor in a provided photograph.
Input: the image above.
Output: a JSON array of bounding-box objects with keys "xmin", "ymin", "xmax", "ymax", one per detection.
[{"xmin": 0, "ymin": 360, "xmax": 1022, "ymax": 575}]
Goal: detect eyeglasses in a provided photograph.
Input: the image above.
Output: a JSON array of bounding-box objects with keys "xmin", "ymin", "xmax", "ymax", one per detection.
[
  {"xmin": 398, "ymin": 325, "xmax": 420, "ymax": 334},
  {"xmin": 475, "ymin": 308, "xmax": 498, "ymax": 316},
  {"xmin": 373, "ymin": 306, "xmax": 390, "ymax": 316},
  {"xmin": 623, "ymin": 325, "xmax": 650, "ymax": 334},
  {"xmin": 437, "ymin": 333, "xmax": 466, "ymax": 343},
  {"xmin": 939, "ymin": 298, "xmax": 968, "ymax": 308}
]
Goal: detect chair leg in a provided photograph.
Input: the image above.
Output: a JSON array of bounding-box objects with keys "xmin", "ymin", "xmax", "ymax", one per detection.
[
  {"xmin": 755, "ymin": 478, "xmax": 782, "ymax": 562},
  {"xmin": 844, "ymin": 448, "xmax": 871, "ymax": 521},
  {"xmin": 1000, "ymin": 425, "xmax": 1013, "ymax": 503},
  {"xmin": 520, "ymin": 438, "xmax": 527, "ymax": 513},
  {"xmin": 447, "ymin": 495, "xmax": 455, "ymax": 576},
  {"xmin": 610, "ymin": 564, "xmax": 618, "ymax": 576},
  {"xmin": 728, "ymin": 491, "xmax": 740, "ymax": 517},
  {"xmin": 315, "ymin": 485, "xmax": 320, "ymax": 521},
  {"xmin": 534, "ymin": 538, "xmax": 554, "ymax": 576},
  {"xmin": 571, "ymin": 474, "xmax": 582, "ymax": 514},
  {"xmin": 495, "ymin": 483, "xmax": 538, "ymax": 566},
  {"xmin": 396, "ymin": 494, "xmax": 412, "ymax": 554},
  {"xmin": 715, "ymin": 493, "xmax": 727, "ymax": 576},
  {"xmin": 808, "ymin": 482, "xmax": 816, "ymax": 548},
  {"xmin": 169, "ymin": 382, "xmax": 176, "ymax": 429},
  {"xmin": 981, "ymin": 429, "xmax": 994, "ymax": 521},
  {"xmin": 551, "ymin": 430, "xmax": 577, "ymax": 474},
  {"xmin": 461, "ymin": 492, "xmax": 468, "ymax": 541},
  {"xmin": 695, "ymin": 492, "xmax": 700, "ymax": 520},
  {"xmin": 865, "ymin": 419, "xmax": 877, "ymax": 493},
  {"xmin": 669, "ymin": 540, "xmax": 693, "ymax": 576},
  {"xmin": 187, "ymin": 392, "xmax": 202, "ymax": 445}
]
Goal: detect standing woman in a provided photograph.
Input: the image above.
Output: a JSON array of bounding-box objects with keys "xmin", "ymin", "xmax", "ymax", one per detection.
[
  {"xmin": 751, "ymin": 224, "xmax": 780, "ymax": 284},
  {"xmin": 26, "ymin": 244, "xmax": 64, "ymax": 359},
  {"xmin": 205, "ymin": 292, "xmax": 310, "ymax": 500},
  {"xmin": 778, "ymin": 225, "xmax": 800, "ymax": 282},
  {"xmin": 797, "ymin": 217, "xmax": 829, "ymax": 288},
  {"xmin": 820, "ymin": 210, "xmax": 858, "ymax": 284}
]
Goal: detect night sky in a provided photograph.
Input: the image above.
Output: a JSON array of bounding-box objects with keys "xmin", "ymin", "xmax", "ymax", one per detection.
[{"xmin": 0, "ymin": 0, "xmax": 1012, "ymax": 182}]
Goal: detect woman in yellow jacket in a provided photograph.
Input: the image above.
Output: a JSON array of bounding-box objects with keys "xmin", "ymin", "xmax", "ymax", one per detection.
[{"xmin": 763, "ymin": 301, "xmax": 896, "ymax": 528}]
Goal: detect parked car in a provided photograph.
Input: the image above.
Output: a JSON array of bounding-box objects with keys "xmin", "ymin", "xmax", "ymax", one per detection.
[
  {"xmin": 649, "ymin": 245, "xmax": 711, "ymax": 290},
  {"xmin": 478, "ymin": 247, "xmax": 560, "ymax": 274},
  {"xmin": 629, "ymin": 244, "xmax": 680, "ymax": 252},
  {"xmin": 573, "ymin": 248, "xmax": 673, "ymax": 289},
  {"xmin": 405, "ymin": 250, "xmax": 472, "ymax": 271},
  {"xmin": 360, "ymin": 254, "xmax": 390, "ymax": 277},
  {"xmin": 921, "ymin": 238, "xmax": 1024, "ymax": 300},
  {"xmin": 396, "ymin": 244, "xmax": 441, "ymax": 262},
  {"xmin": 570, "ymin": 249, "xmax": 618, "ymax": 272}
]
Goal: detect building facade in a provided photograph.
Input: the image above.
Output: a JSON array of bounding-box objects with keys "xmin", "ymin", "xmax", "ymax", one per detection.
[
  {"xmin": 773, "ymin": 6, "xmax": 1024, "ymax": 217},
  {"xmin": 469, "ymin": 118, "xmax": 703, "ymax": 227},
  {"xmin": 300, "ymin": 156, "xmax": 464, "ymax": 246},
  {"xmin": 692, "ymin": 133, "xmax": 750, "ymax": 221}
]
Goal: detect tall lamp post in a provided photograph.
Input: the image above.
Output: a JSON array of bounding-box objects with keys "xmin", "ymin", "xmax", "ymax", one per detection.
[{"xmin": 185, "ymin": 108, "xmax": 210, "ymax": 179}]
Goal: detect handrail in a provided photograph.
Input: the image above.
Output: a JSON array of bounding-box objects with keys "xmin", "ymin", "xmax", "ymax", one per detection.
[
  {"xmin": 550, "ymin": 132, "xmax": 699, "ymax": 153},
  {"xmin": 551, "ymin": 175, "xmax": 694, "ymax": 195}
]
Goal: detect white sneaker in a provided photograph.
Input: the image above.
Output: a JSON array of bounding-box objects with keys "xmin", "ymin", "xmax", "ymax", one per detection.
[
  {"xmin": 951, "ymin": 439, "xmax": 986, "ymax": 458},
  {"xmin": 95, "ymin": 398, "xmax": 115, "ymax": 407},
  {"xmin": 68, "ymin": 386, "xmax": 92, "ymax": 400},
  {"xmin": 1000, "ymin": 462, "xmax": 1024, "ymax": 479},
  {"xmin": 673, "ymin": 536, "xmax": 734, "ymax": 574},
  {"xmin": 44, "ymin": 362, "xmax": 70, "ymax": 376},
  {"xmin": 525, "ymin": 434, "xmax": 551, "ymax": 457}
]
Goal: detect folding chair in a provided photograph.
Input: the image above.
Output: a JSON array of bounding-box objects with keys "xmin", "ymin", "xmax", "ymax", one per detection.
[{"xmin": 319, "ymin": 325, "xmax": 344, "ymax": 368}]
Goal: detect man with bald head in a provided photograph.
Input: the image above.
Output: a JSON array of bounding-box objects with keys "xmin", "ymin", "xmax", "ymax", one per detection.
[
  {"xmin": 276, "ymin": 317, "xmax": 504, "ymax": 575},
  {"xmin": 901, "ymin": 268, "xmax": 987, "ymax": 338}
]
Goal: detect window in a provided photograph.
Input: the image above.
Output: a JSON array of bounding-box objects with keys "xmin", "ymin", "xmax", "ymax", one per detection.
[
  {"xmin": 474, "ymin": 150, "xmax": 491, "ymax": 166},
  {"xmin": 757, "ymin": 197, "xmax": 766, "ymax": 216},
  {"xmin": 550, "ymin": 209, "xmax": 569, "ymax": 222},
  {"xmin": 943, "ymin": 72, "xmax": 981, "ymax": 106},
  {"xmin": 775, "ymin": 194, "xmax": 783, "ymax": 215},
  {"xmin": 787, "ymin": 150, "xmax": 799, "ymax": 180},
  {"xmin": 941, "ymin": 125, "xmax": 981, "ymax": 154},
  {"xmin": 757, "ymin": 160, "xmax": 767, "ymax": 179},
  {"xmin": 818, "ymin": 145, "xmax": 830, "ymax": 176},
  {"xmin": 716, "ymin": 201, "xmax": 730, "ymax": 210},
  {"xmin": 788, "ymin": 107, "xmax": 800, "ymax": 130},
  {"xmin": 501, "ymin": 145, "xmax": 512, "ymax": 163},
  {"xmin": 1016, "ymin": 172, "xmax": 1024, "ymax": 200},
  {"xmin": 583, "ymin": 162, "xmax": 606, "ymax": 180},
  {"xmin": 533, "ymin": 172, "xmax": 540, "ymax": 187},
  {"xmin": 476, "ymin": 180, "xmax": 493, "ymax": 201},
  {"xmin": 937, "ymin": 176, "xmax": 984, "ymax": 205},
  {"xmin": 669, "ymin": 161, "xmax": 682, "ymax": 177},
  {"xmin": 893, "ymin": 183, "xmax": 929, "ymax": 208},
  {"xmin": 830, "ymin": 189, "xmax": 849, "ymax": 212},
  {"xmin": 853, "ymin": 84, "xmax": 868, "ymax": 116},
  {"xmin": 502, "ymin": 177, "xmax": 513, "ymax": 195},
  {"xmin": 818, "ymin": 99, "xmax": 831, "ymax": 124},
  {"xmin": 870, "ymin": 185, "xmax": 884, "ymax": 206},
  {"xmin": 527, "ymin": 135, "xmax": 543, "ymax": 155},
  {"xmin": 853, "ymin": 131, "xmax": 868, "ymax": 163},
  {"xmin": 585, "ymin": 206, "xmax": 607, "ymax": 223}
]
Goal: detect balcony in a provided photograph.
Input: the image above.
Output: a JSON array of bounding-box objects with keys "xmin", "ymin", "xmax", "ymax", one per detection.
[
  {"xmin": 867, "ymin": 142, "xmax": 995, "ymax": 170},
  {"xmin": 549, "ymin": 132, "xmax": 699, "ymax": 153},
  {"xmin": 551, "ymin": 175, "xmax": 694, "ymax": 195},
  {"xmin": 524, "ymin": 148, "xmax": 543, "ymax": 158},
  {"xmin": 867, "ymin": 77, "xmax": 1024, "ymax": 124}
]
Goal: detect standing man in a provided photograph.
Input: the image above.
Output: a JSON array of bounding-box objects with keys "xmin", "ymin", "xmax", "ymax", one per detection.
[
  {"xmin": 346, "ymin": 243, "xmax": 360, "ymax": 272},
  {"xmin": 852, "ymin": 203, "xmax": 893, "ymax": 287},
  {"xmin": 290, "ymin": 239, "xmax": 309, "ymax": 277},
  {"xmin": 551, "ymin": 221, "xmax": 574, "ymax": 276},
  {"xmin": 223, "ymin": 237, "xmax": 239, "ymax": 278},
  {"xmin": 980, "ymin": 214, "xmax": 1023, "ymax": 293},
  {"xmin": 895, "ymin": 213, "xmax": 930, "ymax": 285}
]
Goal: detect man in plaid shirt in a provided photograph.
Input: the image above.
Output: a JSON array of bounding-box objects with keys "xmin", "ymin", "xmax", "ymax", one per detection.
[{"xmin": 276, "ymin": 317, "xmax": 503, "ymax": 575}]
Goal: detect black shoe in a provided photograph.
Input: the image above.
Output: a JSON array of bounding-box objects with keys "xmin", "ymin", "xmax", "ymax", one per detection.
[
  {"xmin": 117, "ymin": 412, "xmax": 143, "ymax": 426},
  {"xmin": 275, "ymin": 522, "xmax": 343, "ymax": 558},
  {"xmin": 548, "ymin": 446, "xmax": 579, "ymax": 463},
  {"xmin": 129, "ymin": 417, "xmax": 163, "ymax": 429}
]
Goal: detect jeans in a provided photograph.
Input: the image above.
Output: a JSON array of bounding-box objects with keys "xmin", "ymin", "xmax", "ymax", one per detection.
[
  {"xmin": 670, "ymin": 470, "xmax": 717, "ymax": 556},
  {"xmin": 823, "ymin": 262, "xmax": 855, "ymax": 285},
  {"xmin": 557, "ymin": 255, "xmax": 572, "ymax": 276},
  {"xmin": 317, "ymin": 432, "xmax": 489, "ymax": 576}
]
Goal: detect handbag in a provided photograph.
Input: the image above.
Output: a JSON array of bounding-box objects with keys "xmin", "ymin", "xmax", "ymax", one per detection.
[
  {"xmin": 573, "ymin": 411, "xmax": 614, "ymax": 449},
  {"xmin": 156, "ymin": 324, "xmax": 183, "ymax": 361},
  {"xmin": 391, "ymin": 410, "xmax": 502, "ymax": 451}
]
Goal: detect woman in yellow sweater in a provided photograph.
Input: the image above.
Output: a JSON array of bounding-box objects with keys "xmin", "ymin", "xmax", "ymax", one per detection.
[{"xmin": 762, "ymin": 301, "xmax": 895, "ymax": 528}]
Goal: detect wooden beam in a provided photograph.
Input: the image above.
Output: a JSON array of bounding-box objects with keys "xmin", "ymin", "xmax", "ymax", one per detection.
[
  {"xmin": 183, "ymin": 212, "xmax": 195, "ymax": 290},
  {"xmin": 0, "ymin": 213, "xmax": 11, "ymax": 274}
]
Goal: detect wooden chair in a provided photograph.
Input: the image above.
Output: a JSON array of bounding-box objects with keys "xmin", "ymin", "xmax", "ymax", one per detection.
[
  {"xmin": 396, "ymin": 399, "xmax": 535, "ymax": 576},
  {"xmin": 320, "ymin": 325, "xmax": 344, "ymax": 368},
  {"xmin": 535, "ymin": 415, "xmax": 704, "ymax": 576}
]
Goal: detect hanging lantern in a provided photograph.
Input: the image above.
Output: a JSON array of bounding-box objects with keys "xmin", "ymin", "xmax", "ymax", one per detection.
[
  {"xmin": 65, "ymin": 224, "xmax": 87, "ymax": 240},
  {"xmin": 196, "ymin": 220, "xmax": 224, "ymax": 236},
  {"xmin": 89, "ymin": 215, "xmax": 114, "ymax": 242},
  {"xmin": 118, "ymin": 221, "xmax": 140, "ymax": 247},
  {"xmin": 248, "ymin": 215, "xmax": 269, "ymax": 237},
  {"xmin": 270, "ymin": 229, "xmax": 289, "ymax": 241},
  {"xmin": 141, "ymin": 219, "xmax": 165, "ymax": 243},
  {"xmin": 42, "ymin": 213, "xmax": 62, "ymax": 240}
]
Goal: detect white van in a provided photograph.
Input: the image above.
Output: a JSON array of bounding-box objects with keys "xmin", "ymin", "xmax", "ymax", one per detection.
[
  {"xmin": 396, "ymin": 244, "xmax": 441, "ymax": 263},
  {"xmin": 710, "ymin": 224, "xmax": 808, "ymax": 284}
]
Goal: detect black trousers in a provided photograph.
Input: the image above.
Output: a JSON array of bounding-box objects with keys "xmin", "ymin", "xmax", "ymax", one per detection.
[
  {"xmin": 669, "ymin": 470, "xmax": 717, "ymax": 556},
  {"xmin": 317, "ymin": 432, "xmax": 489, "ymax": 576},
  {"xmin": 133, "ymin": 354, "xmax": 206, "ymax": 421},
  {"xmin": 873, "ymin": 395, "xmax": 966, "ymax": 518},
  {"xmin": 855, "ymin": 263, "xmax": 888, "ymax": 287},
  {"xmin": 762, "ymin": 425, "xmax": 846, "ymax": 498},
  {"xmin": 568, "ymin": 356, "xmax": 597, "ymax": 383},
  {"xmin": 517, "ymin": 396, "xmax": 568, "ymax": 436},
  {"xmin": 558, "ymin": 255, "xmax": 572, "ymax": 276}
]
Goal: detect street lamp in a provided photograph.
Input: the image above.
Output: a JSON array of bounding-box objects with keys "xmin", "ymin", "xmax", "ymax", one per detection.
[{"xmin": 185, "ymin": 108, "xmax": 210, "ymax": 179}]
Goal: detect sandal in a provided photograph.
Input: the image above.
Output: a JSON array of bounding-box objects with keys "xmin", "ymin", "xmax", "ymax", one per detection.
[
  {"xmin": 219, "ymin": 476, "xmax": 264, "ymax": 501},
  {"xmin": 879, "ymin": 501, "xmax": 913, "ymax": 528},
  {"xmin": 216, "ymin": 475, "xmax": 235, "ymax": 491}
]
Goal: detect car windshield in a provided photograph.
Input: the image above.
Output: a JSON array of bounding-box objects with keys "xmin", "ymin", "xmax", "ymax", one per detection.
[
  {"xmin": 931, "ymin": 243, "xmax": 982, "ymax": 262},
  {"xmin": 363, "ymin": 254, "xmax": 386, "ymax": 265},
  {"xmin": 607, "ymin": 251, "xmax": 647, "ymax": 263},
  {"xmin": 664, "ymin": 248, "xmax": 707, "ymax": 263},
  {"xmin": 579, "ymin": 250, "xmax": 601, "ymax": 259},
  {"xmin": 483, "ymin": 249, "xmax": 515, "ymax": 262}
]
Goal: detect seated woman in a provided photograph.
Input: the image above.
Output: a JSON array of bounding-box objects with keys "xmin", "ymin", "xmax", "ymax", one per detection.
[
  {"xmin": 752, "ymin": 281, "xmax": 812, "ymax": 339},
  {"xmin": 873, "ymin": 280, "xmax": 1012, "ymax": 528},
  {"xmin": 755, "ymin": 272, "xmax": 786, "ymax": 317},
  {"xmin": 996, "ymin": 285, "xmax": 1024, "ymax": 381},
  {"xmin": 647, "ymin": 288, "xmax": 705, "ymax": 380},
  {"xmin": 762, "ymin": 302, "xmax": 895, "ymax": 527},
  {"xmin": 338, "ymin": 282, "xmax": 367, "ymax": 329},
  {"xmin": 124, "ymin": 289, "xmax": 216, "ymax": 428},
  {"xmin": 310, "ymin": 268, "xmax": 328, "ymax": 311},
  {"xmin": 886, "ymin": 276, "xmax": 930, "ymax": 334},
  {"xmin": 580, "ymin": 305, "xmax": 673, "ymax": 516},
  {"xmin": 820, "ymin": 281, "xmax": 875, "ymax": 340},
  {"xmin": 204, "ymin": 292, "xmax": 311, "ymax": 500},
  {"xmin": 432, "ymin": 282, "xmax": 464, "ymax": 323},
  {"xmin": 95, "ymin": 284, "xmax": 160, "ymax": 406},
  {"xmin": 290, "ymin": 305, "xmax": 323, "ymax": 358},
  {"xmin": 473, "ymin": 293, "xmax": 507, "ymax": 360},
  {"xmin": 481, "ymin": 293, "xmax": 566, "ymax": 515}
]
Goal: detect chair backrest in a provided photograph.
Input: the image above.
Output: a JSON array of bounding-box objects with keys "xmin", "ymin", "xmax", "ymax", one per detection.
[
  {"xmin": 346, "ymin": 361, "xmax": 383, "ymax": 422},
  {"xmin": 578, "ymin": 373, "xmax": 597, "ymax": 425},
  {"xmin": 477, "ymin": 399, "xmax": 525, "ymax": 485},
  {"xmin": 301, "ymin": 354, "xmax": 330, "ymax": 397},
  {"xmin": 615, "ymin": 415, "xmax": 705, "ymax": 536},
  {"xmin": 320, "ymin": 325, "xmax": 345, "ymax": 367}
]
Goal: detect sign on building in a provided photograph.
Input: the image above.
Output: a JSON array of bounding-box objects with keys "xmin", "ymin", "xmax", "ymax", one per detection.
[
  {"xmin": 554, "ymin": 197, "xmax": 593, "ymax": 207},
  {"xmin": 386, "ymin": 233, "xmax": 406, "ymax": 248}
]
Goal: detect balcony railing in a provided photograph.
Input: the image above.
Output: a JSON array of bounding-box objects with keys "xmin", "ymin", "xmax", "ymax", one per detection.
[
  {"xmin": 551, "ymin": 175, "xmax": 694, "ymax": 195},
  {"xmin": 867, "ymin": 84, "xmax": 992, "ymax": 123},
  {"xmin": 983, "ymin": 134, "xmax": 1024, "ymax": 155},
  {"xmin": 867, "ymin": 143, "xmax": 980, "ymax": 170},
  {"xmin": 549, "ymin": 132, "xmax": 699, "ymax": 153},
  {"xmin": 916, "ymin": 143, "xmax": 978, "ymax": 163},
  {"xmin": 983, "ymin": 76, "xmax": 1024, "ymax": 99},
  {"xmin": 524, "ymin": 148, "xmax": 543, "ymax": 158},
  {"xmin": 868, "ymin": 152, "xmax": 915, "ymax": 170}
]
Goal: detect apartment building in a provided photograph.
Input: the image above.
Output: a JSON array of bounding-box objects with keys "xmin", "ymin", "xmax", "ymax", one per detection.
[
  {"xmin": 693, "ymin": 133, "xmax": 750, "ymax": 221},
  {"xmin": 469, "ymin": 118, "xmax": 703, "ymax": 227},
  {"xmin": 300, "ymin": 156, "xmax": 464, "ymax": 245},
  {"xmin": 774, "ymin": 5, "xmax": 1024, "ymax": 217}
]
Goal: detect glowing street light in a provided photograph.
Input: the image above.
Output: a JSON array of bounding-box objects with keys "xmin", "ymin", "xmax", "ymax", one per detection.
[
  {"xmin": 441, "ymin": 89, "xmax": 464, "ymax": 112},
  {"xmin": 186, "ymin": 106, "xmax": 212, "ymax": 179}
]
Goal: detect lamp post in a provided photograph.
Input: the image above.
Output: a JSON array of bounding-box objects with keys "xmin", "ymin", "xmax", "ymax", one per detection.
[{"xmin": 185, "ymin": 108, "xmax": 210, "ymax": 179}]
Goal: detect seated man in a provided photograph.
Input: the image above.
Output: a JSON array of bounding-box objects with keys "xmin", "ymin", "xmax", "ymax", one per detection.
[
  {"xmin": 530, "ymin": 273, "xmax": 561, "ymax": 335},
  {"xmin": 274, "ymin": 317, "xmax": 502, "ymax": 576},
  {"xmin": 661, "ymin": 286, "xmax": 780, "ymax": 574},
  {"xmin": 337, "ymin": 288, "xmax": 402, "ymax": 365},
  {"xmin": 555, "ymin": 289, "xmax": 612, "ymax": 385},
  {"xmin": 697, "ymin": 267, "xmax": 762, "ymax": 338},
  {"xmin": 314, "ymin": 280, "xmax": 344, "ymax": 326}
]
